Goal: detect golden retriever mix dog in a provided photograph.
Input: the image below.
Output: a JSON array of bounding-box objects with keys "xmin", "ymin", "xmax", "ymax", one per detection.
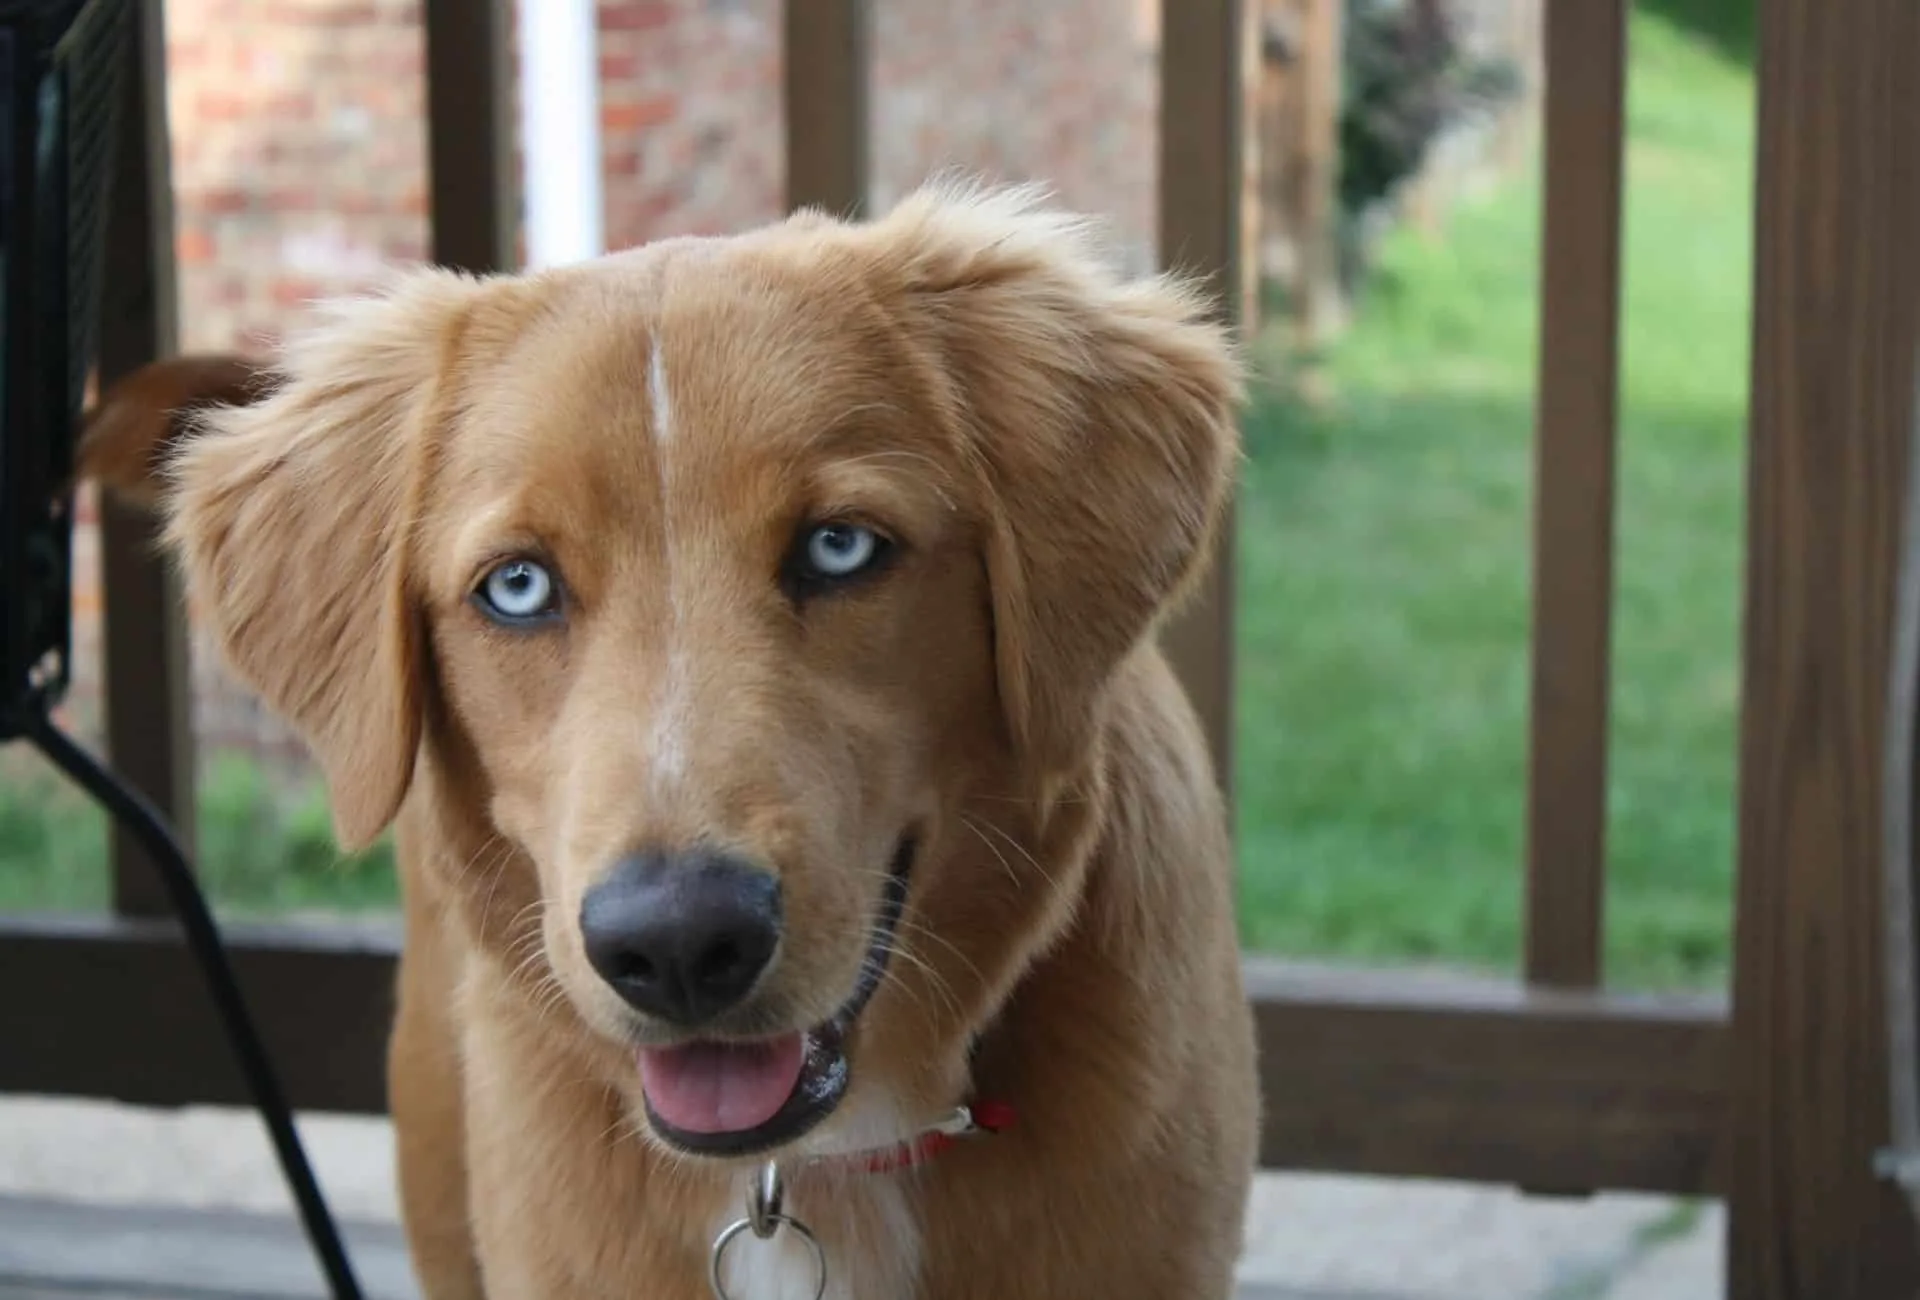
[{"xmin": 80, "ymin": 184, "xmax": 1259, "ymax": 1300}]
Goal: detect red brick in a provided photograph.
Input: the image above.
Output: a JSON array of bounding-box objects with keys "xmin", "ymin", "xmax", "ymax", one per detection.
[
  {"xmin": 198, "ymin": 186, "xmax": 254, "ymax": 214},
  {"xmin": 600, "ymin": 1, "xmax": 674, "ymax": 32},
  {"xmin": 602, "ymin": 95, "xmax": 677, "ymax": 133},
  {"xmin": 196, "ymin": 90, "xmax": 253, "ymax": 120},
  {"xmin": 600, "ymin": 51, "xmax": 642, "ymax": 81},
  {"xmin": 262, "ymin": 1, "xmax": 378, "ymax": 25},
  {"xmin": 260, "ymin": 91, "xmax": 317, "ymax": 118},
  {"xmin": 178, "ymin": 228, "xmax": 217, "ymax": 264}
]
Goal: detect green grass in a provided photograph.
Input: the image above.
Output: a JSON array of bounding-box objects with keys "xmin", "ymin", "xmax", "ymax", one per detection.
[
  {"xmin": 0, "ymin": 9, "xmax": 1753, "ymax": 990},
  {"xmin": 1234, "ymin": 10, "xmax": 1755, "ymax": 989},
  {"xmin": 0, "ymin": 748, "xmax": 396, "ymax": 917}
]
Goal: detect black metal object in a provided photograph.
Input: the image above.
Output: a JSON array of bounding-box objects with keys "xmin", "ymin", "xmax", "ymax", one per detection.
[
  {"xmin": 0, "ymin": 0, "xmax": 127, "ymax": 736},
  {"xmin": 0, "ymin": 3, "xmax": 365, "ymax": 1295},
  {"xmin": 22, "ymin": 715, "xmax": 367, "ymax": 1300}
]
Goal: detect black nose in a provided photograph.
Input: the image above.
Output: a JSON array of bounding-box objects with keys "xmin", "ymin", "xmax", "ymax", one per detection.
[{"xmin": 578, "ymin": 849, "xmax": 782, "ymax": 1025}]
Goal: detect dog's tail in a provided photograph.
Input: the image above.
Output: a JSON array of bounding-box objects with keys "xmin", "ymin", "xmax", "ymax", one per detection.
[{"xmin": 73, "ymin": 353, "xmax": 275, "ymax": 508}]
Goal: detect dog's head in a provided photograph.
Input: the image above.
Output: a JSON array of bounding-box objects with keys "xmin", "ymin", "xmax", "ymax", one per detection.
[{"xmin": 97, "ymin": 185, "xmax": 1241, "ymax": 1160}]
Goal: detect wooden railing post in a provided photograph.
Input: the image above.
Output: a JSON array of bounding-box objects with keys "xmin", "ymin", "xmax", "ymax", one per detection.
[
  {"xmin": 1521, "ymin": 0, "xmax": 1629, "ymax": 991},
  {"xmin": 424, "ymin": 0, "xmax": 518, "ymax": 274},
  {"xmin": 1728, "ymin": 0, "xmax": 1920, "ymax": 1293},
  {"xmin": 1160, "ymin": 0, "xmax": 1249, "ymax": 805},
  {"xmin": 1271, "ymin": 0, "xmax": 1344, "ymax": 347},
  {"xmin": 98, "ymin": 0, "xmax": 191, "ymax": 917},
  {"xmin": 783, "ymin": 0, "xmax": 870, "ymax": 218}
]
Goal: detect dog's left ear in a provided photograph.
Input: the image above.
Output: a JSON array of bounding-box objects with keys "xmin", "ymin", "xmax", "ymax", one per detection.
[{"xmin": 860, "ymin": 185, "xmax": 1245, "ymax": 788}]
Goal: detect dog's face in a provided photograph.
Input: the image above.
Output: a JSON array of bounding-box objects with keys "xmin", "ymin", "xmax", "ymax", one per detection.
[
  {"xmin": 139, "ymin": 187, "xmax": 1240, "ymax": 1160},
  {"xmin": 416, "ymin": 240, "xmax": 1009, "ymax": 1152}
]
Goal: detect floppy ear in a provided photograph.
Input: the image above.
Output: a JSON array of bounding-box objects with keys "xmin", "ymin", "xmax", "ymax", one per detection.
[
  {"xmin": 162, "ymin": 269, "xmax": 484, "ymax": 850},
  {"xmin": 866, "ymin": 185, "xmax": 1244, "ymax": 785},
  {"xmin": 74, "ymin": 353, "xmax": 276, "ymax": 507}
]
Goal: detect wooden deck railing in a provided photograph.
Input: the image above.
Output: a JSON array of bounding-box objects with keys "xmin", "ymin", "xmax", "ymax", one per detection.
[
  {"xmin": 1522, "ymin": 0, "xmax": 1627, "ymax": 992},
  {"xmin": 3, "ymin": 1, "xmax": 1919, "ymax": 1295}
]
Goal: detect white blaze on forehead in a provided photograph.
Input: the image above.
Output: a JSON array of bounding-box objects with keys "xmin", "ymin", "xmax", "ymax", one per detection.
[
  {"xmin": 646, "ymin": 337, "xmax": 690, "ymax": 791},
  {"xmin": 648, "ymin": 335, "xmax": 673, "ymax": 445}
]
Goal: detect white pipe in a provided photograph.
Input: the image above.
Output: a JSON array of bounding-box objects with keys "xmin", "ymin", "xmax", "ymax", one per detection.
[{"xmin": 516, "ymin": 0, "xmax": 605, "ymax": 269}]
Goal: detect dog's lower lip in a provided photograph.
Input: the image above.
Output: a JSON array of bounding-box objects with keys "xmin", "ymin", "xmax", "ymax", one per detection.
[{"xmin": 641, "ymin": 835, "xmax": 916, "ymax": 1157}]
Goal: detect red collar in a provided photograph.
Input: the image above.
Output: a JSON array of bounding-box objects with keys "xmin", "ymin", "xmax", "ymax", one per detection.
[{"xmin": 804, "ymin": 1100, "xmax": 1017, "ymax": 1176}]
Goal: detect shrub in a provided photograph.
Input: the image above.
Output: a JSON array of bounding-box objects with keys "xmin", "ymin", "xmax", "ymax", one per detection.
[{"xmin": 1338, "ymin": 0, "xmax": 1519, "ymax": 285}]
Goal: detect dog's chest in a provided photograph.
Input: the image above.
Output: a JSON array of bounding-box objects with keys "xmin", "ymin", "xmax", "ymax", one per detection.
[{"xmin": 711, "ymin": 1175, "xmax": 920, "ymax": 1300}]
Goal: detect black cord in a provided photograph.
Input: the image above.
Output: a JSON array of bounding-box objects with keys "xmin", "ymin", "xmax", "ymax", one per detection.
[{"xmin": 22, "ymin": 713, "xmax": 366, "ymax": 1300}]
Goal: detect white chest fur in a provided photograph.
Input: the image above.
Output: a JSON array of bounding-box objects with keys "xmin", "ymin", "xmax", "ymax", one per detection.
[{"xmin": 711, "ymin": 1172, "xmax": 921, "ymax": 1300}]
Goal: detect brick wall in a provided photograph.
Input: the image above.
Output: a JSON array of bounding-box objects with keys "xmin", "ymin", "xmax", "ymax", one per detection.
[{"xmin": 66, "ymin": 0, "xmax": 1158, "ymax": 776}]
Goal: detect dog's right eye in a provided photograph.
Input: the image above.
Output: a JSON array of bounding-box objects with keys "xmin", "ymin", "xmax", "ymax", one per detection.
[{"xmin": 474, "ymin": 558, "xmax": 561, "ymax": 626}]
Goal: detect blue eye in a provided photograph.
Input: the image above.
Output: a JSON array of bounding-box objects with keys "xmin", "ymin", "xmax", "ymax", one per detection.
[
  {"xmin": 803, "ymin": 524, "xmax": 880, "ymax": 579},
  {"xmin": 476, "ymin": 559, "xmax": 559, "ymax": 624},
  {"xmin": 785, "ymin": 521, "xmax": 895, "ymax": 599}
]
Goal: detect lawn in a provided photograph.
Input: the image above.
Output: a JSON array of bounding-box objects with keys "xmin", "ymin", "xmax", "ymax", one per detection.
[
  {"xmin": 0, "ymin": 748, "xmax": 395, "ymax": 916},
  {"xmin": 1235, "ymin": 9, "xmax": 1756, "ymax": 989},
  {"xmin": 0, "ymin": 8, "xmax": 1755, "ymax": 989}
]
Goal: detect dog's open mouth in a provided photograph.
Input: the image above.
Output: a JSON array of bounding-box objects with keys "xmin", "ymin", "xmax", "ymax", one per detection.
[{"xmin": 637, "ymin": 836, "xmax": 916, "ymax": 1157}]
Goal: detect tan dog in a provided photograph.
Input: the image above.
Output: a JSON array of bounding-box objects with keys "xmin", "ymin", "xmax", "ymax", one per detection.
[{"xmin": 81, "ymin": 184, "xmax": 1259, "ymax": 1300}]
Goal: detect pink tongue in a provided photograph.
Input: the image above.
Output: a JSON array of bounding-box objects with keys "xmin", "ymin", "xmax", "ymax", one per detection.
[{"xmin": 639, "ymin": 1033, "xmax": 808, "ymax": 1135}]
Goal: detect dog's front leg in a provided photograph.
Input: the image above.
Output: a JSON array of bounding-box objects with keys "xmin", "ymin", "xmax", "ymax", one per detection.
[{"xmin": 391, "ymin": 894, "xmax": 487, "ymax": 1300}]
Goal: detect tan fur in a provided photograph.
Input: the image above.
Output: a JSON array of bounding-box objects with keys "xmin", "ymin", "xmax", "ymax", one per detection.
[
  {"xmin": 79, "ymin": 183, "xmax": 1260, "ymax": 1300},
  {"xmin": 74, "ymin": 352, "xmax": 275, "ymax": 509}
]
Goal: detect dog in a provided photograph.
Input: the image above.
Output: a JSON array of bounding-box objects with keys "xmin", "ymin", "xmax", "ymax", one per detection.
[{"xmin": 79, "ymin": 183, "xmax": 1260, "ymax": 1300}]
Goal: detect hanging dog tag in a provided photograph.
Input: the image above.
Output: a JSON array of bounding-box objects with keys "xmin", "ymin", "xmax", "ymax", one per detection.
[{"xmin": 708, "ymin": 1161, "xmax": 827, "ymax": 1300}]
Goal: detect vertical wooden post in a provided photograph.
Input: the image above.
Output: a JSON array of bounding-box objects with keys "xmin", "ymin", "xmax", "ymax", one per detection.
[
  {"xmin": 1729, "ymin": 0, "xmax": 1920, "ymax": 1293},
  {"xmin": 424, "ymin": 0, "xmax": 518, "ymax": 274},
  {"xmin": 1291, "ymin": 0, "xmax": 1342, "ymax": 346},
  {"xmin": 784, "ymin": 0, "xmax": 870, "ymax": 218},
  {"xmin": 1159, "ymin": 0, "xmax": 1248, "ymax": 806},
  {"xmin": 1252, "ymin": 0, "xmax": 1288, "ymax": 292},
  {"xmin": 1521, "ymin": 0, "xmax": 1629, "ymax": 991},
  {"xmin": 98, "ymin": 0, "xmax": 191, "ymax": 917},
  {"xmin": 1238, "ymin": 0, "xmax": 1264, "ymax": 333}
]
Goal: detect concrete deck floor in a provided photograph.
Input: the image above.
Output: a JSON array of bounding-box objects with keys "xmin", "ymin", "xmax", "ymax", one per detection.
[{"xmin": 0, "ymin": 1097, "xmax": 1722, "ymax": 1299}]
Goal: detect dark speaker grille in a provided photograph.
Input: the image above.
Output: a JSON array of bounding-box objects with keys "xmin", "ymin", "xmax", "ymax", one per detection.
[
  {"xmin": 58, "ymin": 0, "xmax": 130, "ymax": 418},
  {"xmin": 0, "ymin": 0, "xmax": 134, "ymax": 731}
]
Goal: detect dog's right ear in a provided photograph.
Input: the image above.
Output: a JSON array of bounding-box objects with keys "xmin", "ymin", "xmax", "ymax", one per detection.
[
  {"xmin": 75, "ymin": 354, "xmax": 277, "ymax": 508},
  {"xmin": 164, "ymin": 268, "xmax": 487, "ymax": 850}
]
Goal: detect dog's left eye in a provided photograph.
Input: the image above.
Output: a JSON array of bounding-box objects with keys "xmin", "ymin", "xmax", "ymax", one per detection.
[
  {"xmin": 803, "ymin": 524, "xmax": 881, "ymax": 578},
  {"xmin": 474, "ymin": 558, "xmax": 561, "ymax": 625},
  {"xmin": 786, "ymin": 521, "xmax": 893, "ymax": 596}
]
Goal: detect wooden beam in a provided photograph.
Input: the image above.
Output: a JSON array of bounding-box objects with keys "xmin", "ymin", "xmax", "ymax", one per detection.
[
  {"xmin": 1291, "ymin": 0, "xmax": 1343, "ymax": 345},
  {"xmin": 0, "ymin": 916, "xmax": 1728, "ymax": 1198},
  {"xmin": 97, "ymin": 0, "xmax": 192, "ymax": 919},
  {"xmin": 1249, "ymin": 960, "xmax": 1728, "ymax": 1195},
  {"xmin": 1729, "ymin": 0, "xmax": 1920, "ymax": 1293},
  {"xmin": 0, "ymin": 916, "xmax": 397, "ymax": 1115},
  {"xmin": 424, "ymin": 0, "xmax": 517, "ymax": 274},
  {"xmin": 1159, "ymin": 0, "xmax": 1247, "ymax": 804},
  {"xmin": 784, "ymin": 0, "xmax": 870, "ymax": 218},
  {"xmin": 1521, "ymin": 0, "xmax": 1629, "ymax": 991}
]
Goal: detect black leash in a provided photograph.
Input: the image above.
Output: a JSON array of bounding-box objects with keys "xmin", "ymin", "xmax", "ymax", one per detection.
[{"xmin": 20, "ymin": 711, "xmax": 367, "ymax": 1300}]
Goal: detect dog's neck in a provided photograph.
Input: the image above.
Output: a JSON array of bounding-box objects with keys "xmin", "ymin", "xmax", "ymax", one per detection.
[{"xmin": 710, "ymin": 1162, "xmax": 924, "ymax": 1300}]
